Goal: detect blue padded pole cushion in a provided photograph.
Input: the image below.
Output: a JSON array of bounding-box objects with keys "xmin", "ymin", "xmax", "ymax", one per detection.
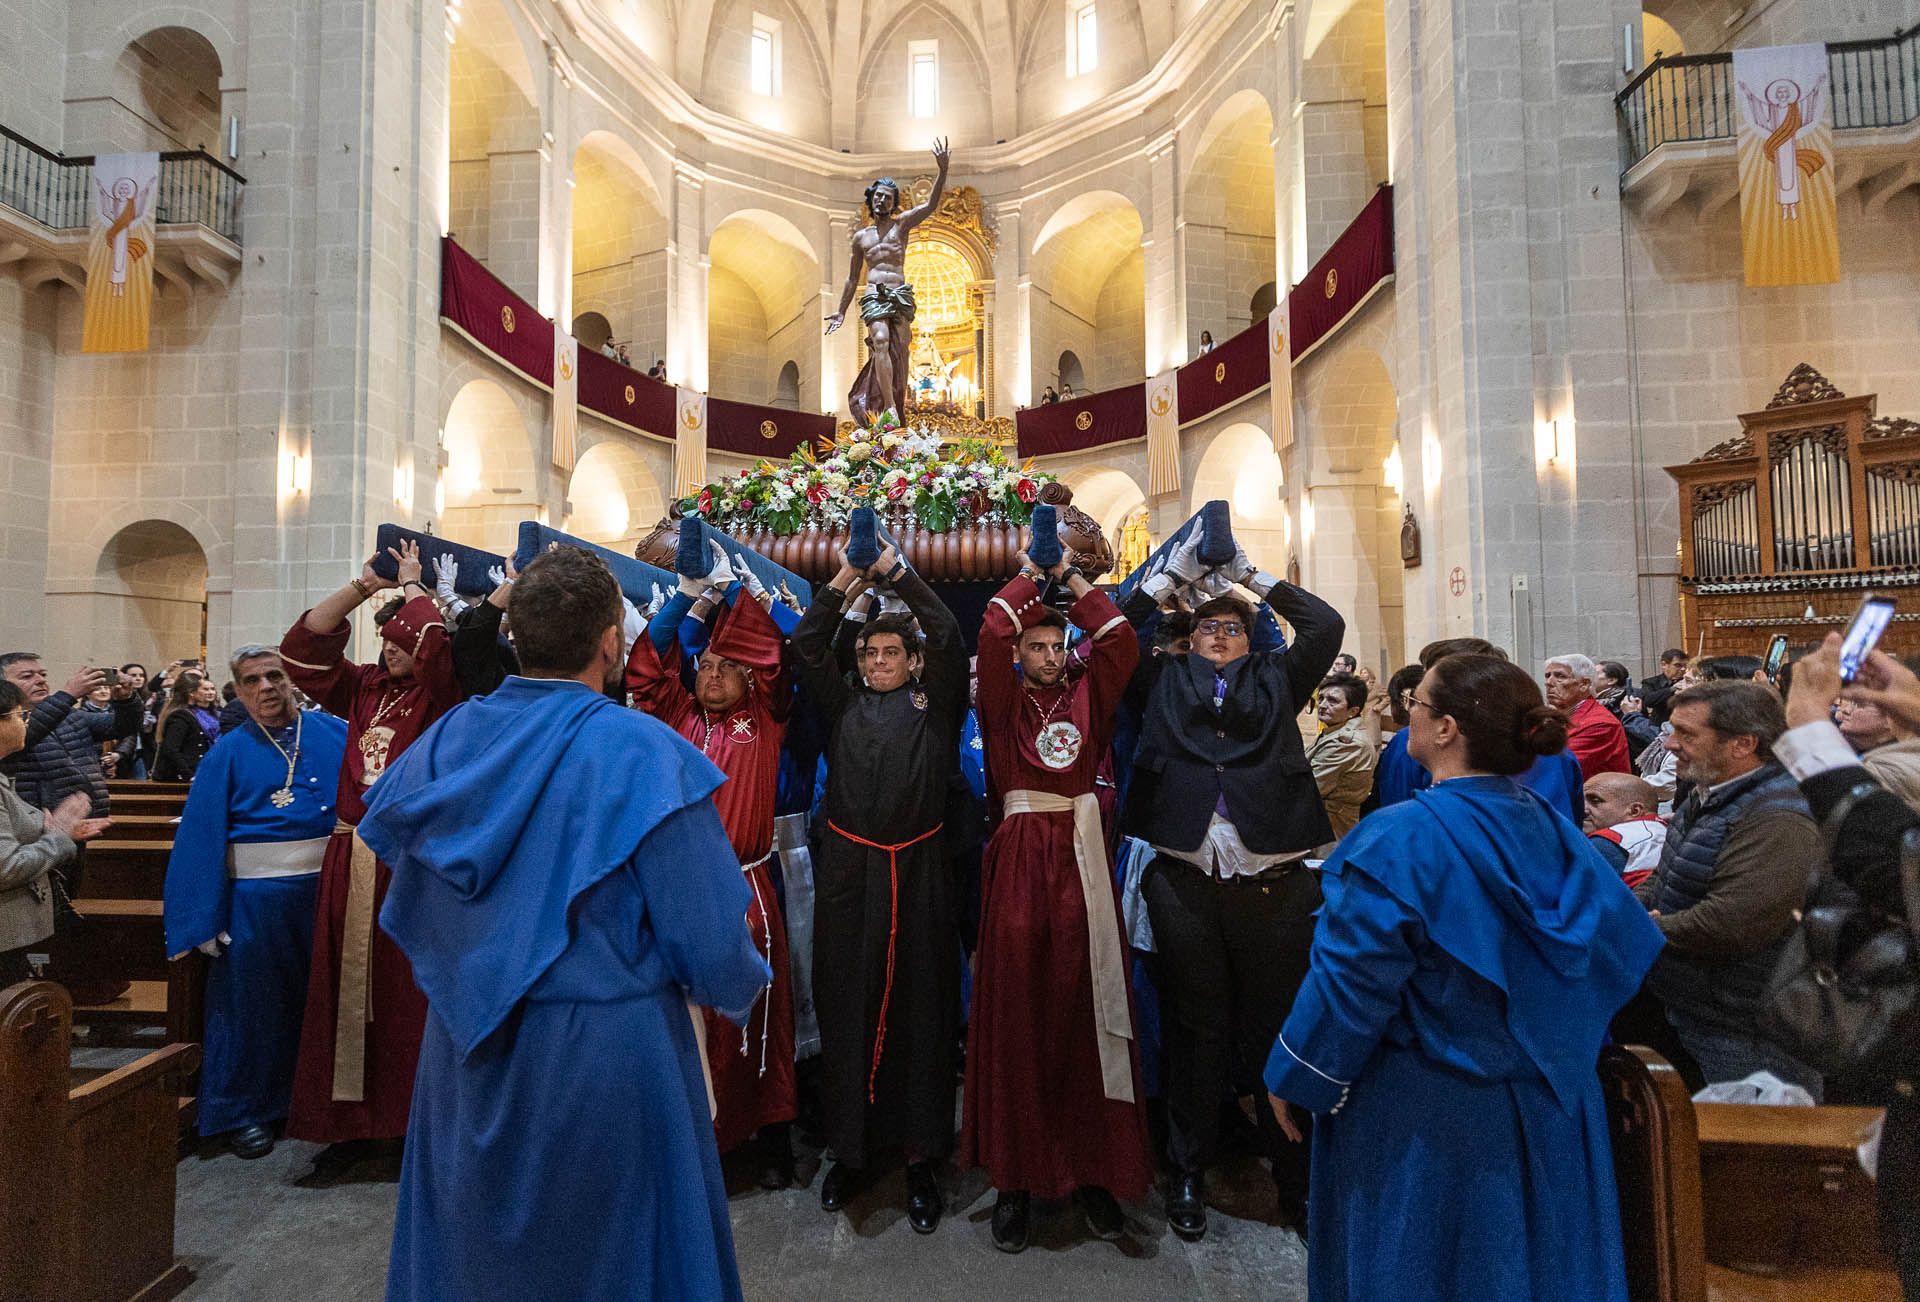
[
  {"xmin": 675, "ymin": 515, "xmax": 710, "ymax": 578},
  {"xmin": 513, "ymin": 522, "xmax": 676, "ymax": 610},
  {"xmin": 846, "ymin": 507, "xmax": 880, "ymax": 570},
  {"xmin": 1027, "ymin": 503, "xmax": 1062, "ymax": 569},
  {"xmin": 1197, "ymin": 499, "xmax": 1235, "ymax": 567},
  {"xmin": 369, "ymin": 525, "xmax": 503, "ymax": 598}
]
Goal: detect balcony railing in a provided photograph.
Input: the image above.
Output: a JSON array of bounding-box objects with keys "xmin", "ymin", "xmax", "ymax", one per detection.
[
  {"xmin": 0, "ymin": 125, "xmax": 244, "ymax": 242},
  {"xmin": 1616, "ymin": 25, "xmax": 1920, "ymax": 171}
]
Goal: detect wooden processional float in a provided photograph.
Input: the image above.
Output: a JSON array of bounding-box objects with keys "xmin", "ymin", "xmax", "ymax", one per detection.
[{"xmin": 634, "ymin": 481, "xmax": 1117, "ymax": 585}]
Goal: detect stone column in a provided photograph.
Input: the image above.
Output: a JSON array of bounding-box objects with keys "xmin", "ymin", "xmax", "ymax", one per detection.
[
  {"xmin": 822, "ymin": 213, "xmax": 859, "ymax": 420},
  {"xmin": 1381, "ymin": 0, "xmax": 1641, "ymax": 662},
  {"xmin": 666, "ymin": 161, "xmax": 708, "ymax": 391},
  {"xmin": 991, "ymin": 202, "xmax": 1025, "ymax": 411},
  {"xmin": 1143, "ymin": 132, "xmax": 1181, "ymax": 375}
]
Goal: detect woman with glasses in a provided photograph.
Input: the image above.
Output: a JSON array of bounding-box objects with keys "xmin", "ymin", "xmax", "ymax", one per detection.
[{"xmin": 1264, "ymin": 653, "xmax": 1664, "ymax": 1302}]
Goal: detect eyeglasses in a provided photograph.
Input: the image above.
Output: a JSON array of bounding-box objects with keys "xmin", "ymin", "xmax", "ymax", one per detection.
[
  {"xmin": 1406, "ymin": 693, "xmax": 1440, "ymax": 715},
  {"xmin": 1195, "ymin": 620, "xmax": 1246, "ymax": 638},
  {"xmin": 0, "ymin": 709, "xmax": 27, "ymax": 723}
]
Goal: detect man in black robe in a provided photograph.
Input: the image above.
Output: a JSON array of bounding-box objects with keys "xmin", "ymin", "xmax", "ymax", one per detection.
[{"xmin": 792, "ymin": 537, "xmax": 965, "ymax": 1233}]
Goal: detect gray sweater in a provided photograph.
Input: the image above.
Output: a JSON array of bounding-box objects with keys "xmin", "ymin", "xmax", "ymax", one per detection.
[{"xmin": 0, "ymin": 771, "xmax": 72, "ymax": 953}]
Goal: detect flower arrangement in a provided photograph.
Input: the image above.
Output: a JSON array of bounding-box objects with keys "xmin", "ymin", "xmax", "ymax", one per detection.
[{"xmin": 679, "ymin": 410, "xmax": 1053, "ymax": 535}]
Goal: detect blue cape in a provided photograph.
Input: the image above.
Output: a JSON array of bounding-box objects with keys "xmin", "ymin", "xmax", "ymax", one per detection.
[
  {"xmin": 1326, "ymin": 776, "xmax": 1663, "ymax": 1110},
  {"xmin": 362, "ymin": 677, "xmax": 725, "ymax": 1059}
]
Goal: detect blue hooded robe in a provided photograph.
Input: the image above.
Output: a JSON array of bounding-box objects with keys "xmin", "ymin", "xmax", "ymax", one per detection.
[
  {"xmin": 163, "ymin": 710, "xmax": 348, "ymax": 1136},
  {"xmin": 1265, "ymin": 776, "xmax": 1663, "ymax": 1302},
  {"xmin": 361, "ymin": 676, "xmax": 771, "ymax": 1302}
]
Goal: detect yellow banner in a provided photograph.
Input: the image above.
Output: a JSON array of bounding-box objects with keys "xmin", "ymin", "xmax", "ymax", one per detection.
[
  {"xmin": 81, "ymin": 152, "xmax": 160, "ymax": 353},
  {"xmin": 552, "ymin": 331, "xmax": 578, "ymax": 472},
  {"xmin": 1733, "ymin": 44, "xmax": 1839, "ymax": 287},
  {"xmin": 674, "ymin": 388, "xmax": 709, "ymax": 497},
  {"xmin": 1146, "ymin": 371, "xmax": 1180, "ymax": 498},
  {"xmin": 1267, "ymin": 302, "xmax": 1295, "ymax": 453}
]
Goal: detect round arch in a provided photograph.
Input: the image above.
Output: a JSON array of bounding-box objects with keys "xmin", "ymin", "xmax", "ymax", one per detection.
[
  {"xmin": 567, "ymin": 439, "xmax": 664, "ymax": 550},
  {"xmin": 112, "ymin": 27, "xmax": 224, "ymax": 152},
  {"xmin": 708, "ymin": 209, "xmax": 821, "ymax": 406},
  {"xmin": 1183, "ymin": 89, "xmax": 1277, "ymax": 347},
  {"xmin": 1193, "ymin": 422, "xmax": 1287, "ymax": 573},
  {"xmin": 1059, "ymin": 465, "xmax": 1149, "ymax": 543},
  {"xmin": 442, "ymin": 377, "xmax": 538, "ymax": 553},
  {"xmin": 1030, "ymin": 191, "xmax": 1145, "ymax": 394},
  {"xmin": 92, "ymin": 6, "xmax": 240, "ymax": 93},
  {"xmin": 92, "ymin": 520, "xmax": 210, "ymax": 666}
]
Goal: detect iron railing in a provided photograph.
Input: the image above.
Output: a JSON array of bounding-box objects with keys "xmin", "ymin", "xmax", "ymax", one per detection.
[
  {"xmin": 1617, "ymin": 24, "xmax": 1920, "ymax": 170},
  {"xmin": 0, "ymin": 124, "xmax": 244, "ymax": 242}
]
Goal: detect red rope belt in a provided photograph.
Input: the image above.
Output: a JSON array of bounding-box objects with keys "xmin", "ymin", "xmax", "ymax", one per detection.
[{"xmin": 827, "ymin": 818, "xmax": 945, "ymax": 1103}]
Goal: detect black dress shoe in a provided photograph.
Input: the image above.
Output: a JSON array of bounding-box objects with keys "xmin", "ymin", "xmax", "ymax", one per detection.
[
  {"xmin": 229, "ymin": 1124, "xmax": 275, "ymax": 1160},
  {"xmin": 757, "ymin": 1125, "xmax": 795, "ymax": 1190},
  {"xmin": 905, "ymin": 1161, "xmax": 942, "ymax": 1234},
  {"xmin": 990, "ymin": 1190, "xmax": 1030, "ymax": 1253},
  {"xmin": 820, "ymin": 1161, "xmax": 860, "ymax": 1212},
  {"xmin": 1076, "ymin": 1185, "xmax": 1125, "ymax": 1241},
  {"xmin": 302, "ymin": 1138, "xmax": 375, "ymax": 1184},
  {"xmin": 1167, "ymin": 1170, "xmax": 1207, "ymax": 1241}
]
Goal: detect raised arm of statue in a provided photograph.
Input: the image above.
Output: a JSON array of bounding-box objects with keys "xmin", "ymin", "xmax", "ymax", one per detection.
[{"xmin": 898, "ymin": 138, "xmax": 950, "ymax": 234}]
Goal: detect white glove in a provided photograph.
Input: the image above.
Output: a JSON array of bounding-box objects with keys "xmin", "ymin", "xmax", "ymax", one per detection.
[
  {"xmin": 1164, "ymin": 533, "xmax": 1206, "ymax": 583},
  {"xmin": 197, "ymin": 931, "xmax": 232, "ymax": 958},
  {"xmin": 704, "ymin": 539, "xmax": 738, "ymax": 589},
  {"xmin": 1232, "ymin": 543, "xmax": 1279, "ymax": 595},
  {"xmin": 433, "ymin": 555, "xmax": 460, "ymax": 605},
  {"xmin": 1140, "ymin": 553, "xmax": 1177, "ymax": 603},
  {"xmin": 875, "ymin": 588, "xmax": 911, "ymax": 617},
  {"xmin": 621, "ymin": 597, "xmax": 646, "ymax": 650},
  {"xmin": 1189, "ymin": 570, "xmax": 1235, "ymax": 601},
  {"xmin": 645, "ymin": 582, "xmax": 667, "ymax": 618},
  {"xmin": 733, "ymin": 554, "xmax": 768, "ymax": 601},
  {"xmin": 486, "ymin": 564, "xmax": 507, "ymax": 589}
]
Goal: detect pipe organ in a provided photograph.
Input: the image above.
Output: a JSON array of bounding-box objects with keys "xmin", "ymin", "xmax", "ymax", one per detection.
[{"xmin": 1666, "ymin": 364, "xmax": 1920, "ymax": 658}]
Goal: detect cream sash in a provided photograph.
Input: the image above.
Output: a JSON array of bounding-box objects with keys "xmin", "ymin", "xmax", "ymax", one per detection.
[
  {"xmin": 1001, "ymin": 789, "xmax": 1136, "ymax": 1103},
  {"xmin": 228, "ymin": 836, "xmax": 329, "ymax": 879},
  {"xmin": 331, "ymin": 822, "xmax": 377, "ymax": 1102},
  {"xmin": 688, "ymin": 997, "xmax": 717, "ymax": 1120}
]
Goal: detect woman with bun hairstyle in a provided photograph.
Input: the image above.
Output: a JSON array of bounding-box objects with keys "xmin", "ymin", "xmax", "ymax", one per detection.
[{"xmin": 1263, "ymin": 654, "xmax": 1664, "ymax": 1302}]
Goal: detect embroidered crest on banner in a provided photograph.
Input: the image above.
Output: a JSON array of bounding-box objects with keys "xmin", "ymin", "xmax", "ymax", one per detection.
[{"xmin": 1036, "ymin": 720, "xmax": 1084, "ymax": 770}]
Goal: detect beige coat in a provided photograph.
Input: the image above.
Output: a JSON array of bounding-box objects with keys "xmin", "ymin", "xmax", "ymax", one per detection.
[
  {"xmin": 1865, "ymin": 738, "xmax": 1920, "ymax": 815},
  {"xmin": 0, "ymin": 771, "xmax": 71, "ymax": 954},
  {"xmin": 1308, "ymin": 716, "xmax": 1378, "ymax": 840}
]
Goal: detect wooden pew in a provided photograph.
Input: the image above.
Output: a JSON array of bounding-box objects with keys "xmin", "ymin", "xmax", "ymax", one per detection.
[
  {"xmin": 0, "ymin": 981, "xmax": 198, "ymax": 1302},
  {"xmin": 1603, "ymin": 1045, "xmax": 1899, "ymax": 1302}
]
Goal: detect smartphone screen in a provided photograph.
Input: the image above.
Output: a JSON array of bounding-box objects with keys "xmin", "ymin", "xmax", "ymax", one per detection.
[
  {"xmin": 1763, "ymin": 635, "xmax": 1788, "ymax": 684},
  {"xmin": 1838, "ymin": 595, "xmax": 1897, "ymax": 683}
]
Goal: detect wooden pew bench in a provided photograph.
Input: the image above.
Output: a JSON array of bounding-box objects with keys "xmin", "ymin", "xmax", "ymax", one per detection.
[
  {"xmin": 0, "ymin": 981, "xmax": 198, "ymax": 1302},
  {"xmin": 1603, "ymin": 1044, "xmax": 1898, "ymax": 1302}
]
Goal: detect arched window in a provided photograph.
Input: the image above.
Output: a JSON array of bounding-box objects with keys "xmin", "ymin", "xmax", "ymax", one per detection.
[
  {"xmin": 1056, "ymin": 350, "xmax": 1086, "ymax": 396},
  {"xmin": 1250, "ymin": 281, "xmax": 1278, "ymax": 321},
  {"xmin": 774, "ymin": 360, "xmax": 801, "ymax": 408},
  {"xmin": 572, "ymin": 311, "xmax": 613, "ymax": 353}
]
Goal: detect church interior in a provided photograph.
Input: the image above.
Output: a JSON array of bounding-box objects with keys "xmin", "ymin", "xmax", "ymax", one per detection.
[{"xmin": 2, "ymin": 0, "xmax": 1919, "ymax": 1296}]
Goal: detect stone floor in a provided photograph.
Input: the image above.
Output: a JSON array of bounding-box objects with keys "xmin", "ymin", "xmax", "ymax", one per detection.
[{"xmin": 168, "ymin": 1136, "xmax": 1307, "ymax": 1301}]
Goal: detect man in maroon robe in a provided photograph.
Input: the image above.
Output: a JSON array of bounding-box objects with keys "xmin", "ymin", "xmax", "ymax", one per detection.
[
  {"xmin": 960, "ymin": 549, "xmax": 1150, "ymax": 1252},
  {"xmin": 279, "ymin": 540, "xmax": 459, "ymax": 1177},
  {"xmin": 626, "ymin": 581, "xmax": 799, "ymax": 1187}
]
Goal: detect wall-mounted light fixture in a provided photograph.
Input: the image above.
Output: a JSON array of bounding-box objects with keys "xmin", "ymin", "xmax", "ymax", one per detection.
[{"xmin": 281, "ymin": 449, "xmax": 311, "ymax": 497}]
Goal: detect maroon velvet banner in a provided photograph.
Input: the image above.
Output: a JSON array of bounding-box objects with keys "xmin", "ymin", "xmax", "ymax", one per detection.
[
  {"xmin": 1289, "ymin": 184, "xmax": 1393, "ymax": 359},
  {"xmin": 708, "ymin": 396, "xmax": 835, "ymax": 459},
  {"xmin": 1176, "ymin": 319, "xmax": 1270, "ymax": 423},
  {"xmin": 1015, "ymin": 382, "xmax": 1147, "ymax": 458},
  {"xmin": 577, "ymin": 347, "xmax": 674, "ymax": 438},
  {"xmin": 440, "ymin": 236, "xmax": 553, "ymax": 386}
]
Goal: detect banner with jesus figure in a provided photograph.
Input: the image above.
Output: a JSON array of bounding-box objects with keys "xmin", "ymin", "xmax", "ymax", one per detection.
[
  {"xmin": 1732, "ymin": 43, "xmax": 1840, "ymax": 287},
  {"xmin": 81, "ymin": 152, "xmax": 160, "ymax": 353}
]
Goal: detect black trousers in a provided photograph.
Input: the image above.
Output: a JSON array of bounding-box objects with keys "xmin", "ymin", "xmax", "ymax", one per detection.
[{"xmin": 1141, "ymin": 854, "xmax": 1320, "ymax": 1197}]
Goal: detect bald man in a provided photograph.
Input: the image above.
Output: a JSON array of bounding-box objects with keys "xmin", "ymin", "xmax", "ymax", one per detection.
[{"xmin": 1582, "ymin": 772, "xmax": 1664, "ymax": 890}]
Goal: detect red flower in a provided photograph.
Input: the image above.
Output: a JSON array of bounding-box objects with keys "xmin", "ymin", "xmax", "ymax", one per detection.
[
  {"xmin": 1016, "ymin": 478, "xmax": 1037, "ymax": 504},
  {"xmin": 697, "ymin": 487, "xmax": 713, "ymax": 513},
  {"xmin": 886, "ymin": 477, "xmax": 909, "ymax": 501},
  {"xmin": 806, "ymin": 482, "xmax": 828, "ymax": 505}
]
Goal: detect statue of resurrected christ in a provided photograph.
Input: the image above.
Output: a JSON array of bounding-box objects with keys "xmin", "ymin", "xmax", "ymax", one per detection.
[{"xmin": 826, "ymin": 138, "xmax": 950, "ymax": 430}]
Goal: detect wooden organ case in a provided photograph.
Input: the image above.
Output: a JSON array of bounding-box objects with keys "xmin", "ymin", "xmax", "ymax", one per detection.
[{"xmin": 1667, "ymin": 364, "xmax": 1920, "ymax": 658}]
